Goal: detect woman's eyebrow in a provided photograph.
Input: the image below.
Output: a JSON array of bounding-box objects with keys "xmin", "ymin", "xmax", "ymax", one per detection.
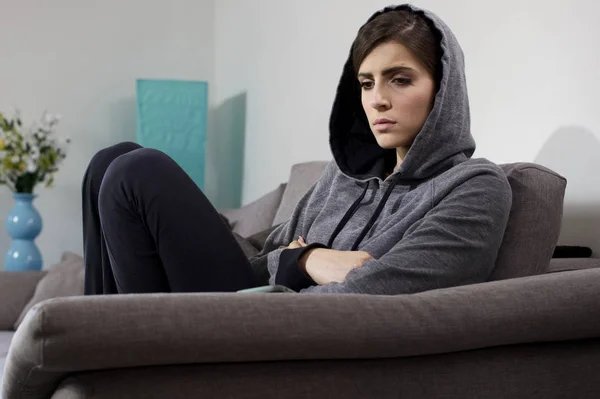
[{"xmin": 358, "ymin": 66, "xmax": 415, "ymax": 79}]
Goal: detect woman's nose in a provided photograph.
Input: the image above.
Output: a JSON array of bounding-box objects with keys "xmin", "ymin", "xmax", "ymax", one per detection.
[{"xmin": 370, "ymin": 86, "xmax": 391, "ymax": 110}]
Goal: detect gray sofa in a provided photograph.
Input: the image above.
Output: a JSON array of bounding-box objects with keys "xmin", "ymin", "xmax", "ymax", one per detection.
[{"xmin": 2, "ymin": 161, "xmax": 600, "ymax": 399}]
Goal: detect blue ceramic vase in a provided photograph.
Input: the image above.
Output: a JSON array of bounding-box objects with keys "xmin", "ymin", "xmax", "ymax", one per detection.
[{"xmin": 5, "ymin": 193, "xmax": 43, "ymax": 271}]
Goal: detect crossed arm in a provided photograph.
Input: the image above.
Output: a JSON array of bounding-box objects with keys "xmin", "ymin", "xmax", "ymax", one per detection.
[{"xmin": 281, "ymin": 236, "xmax": 372, "ymax": 285}]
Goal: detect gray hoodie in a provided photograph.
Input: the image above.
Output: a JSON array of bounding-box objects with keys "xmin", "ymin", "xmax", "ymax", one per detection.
[{"xmin": 251, "ymin": 4, "xmax": 512, "ymax": 295}]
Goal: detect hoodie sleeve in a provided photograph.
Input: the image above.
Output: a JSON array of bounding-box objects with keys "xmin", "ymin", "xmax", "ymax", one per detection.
[
  {"xmin": 248, "ymin": 161, "xmax": 337, "ymax": 290},
  {"xmin": 298, "ymin": 172, "xmax": 512, "ymax": 295}
]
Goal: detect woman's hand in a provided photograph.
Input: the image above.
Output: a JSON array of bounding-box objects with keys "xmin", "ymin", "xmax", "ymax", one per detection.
[
  {"xmin": 279, "ymin": 236, "xmax": 309, "ymax": 249},
  {"xmin": 301, "ymin": 247, "xmax": 372, "ymax": 285}
]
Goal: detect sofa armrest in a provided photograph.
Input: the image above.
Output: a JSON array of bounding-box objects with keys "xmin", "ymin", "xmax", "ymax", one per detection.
[
  {"xmin": 5, "ymin": 268, "xmax": 600, "ymax": 399},
  {"xmin": 0, "ymin": 271, "xmax": 46, "ymax": 330}
]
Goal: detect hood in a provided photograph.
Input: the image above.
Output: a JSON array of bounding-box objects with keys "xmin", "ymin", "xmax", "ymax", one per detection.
[{"xmin": 329, "ymin": 4, "xmax": 475, "ymax": 182}]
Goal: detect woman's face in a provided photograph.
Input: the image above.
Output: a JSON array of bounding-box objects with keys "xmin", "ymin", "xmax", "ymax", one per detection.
[{"xmin": 358, "ymin": 41, "xmax": 436, "ymax": 152}]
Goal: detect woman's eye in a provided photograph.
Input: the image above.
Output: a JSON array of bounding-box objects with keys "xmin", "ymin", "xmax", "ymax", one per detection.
[
  {"xmin": 392, "ymin": 77, "xmax": 412, "ymax": 86},
  {"xmin": 360, "ymin": 81, "xmax": 374, "ymax": 90}
]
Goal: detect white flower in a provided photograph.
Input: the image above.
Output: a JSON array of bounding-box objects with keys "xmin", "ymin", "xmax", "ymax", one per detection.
[
  {"xmin": 11, "ymin": 155, "xmax": 19, "ymax": 163},
  {"xmin": 26, "ymin": 160, "xmax": 37, "ymax": 173}
]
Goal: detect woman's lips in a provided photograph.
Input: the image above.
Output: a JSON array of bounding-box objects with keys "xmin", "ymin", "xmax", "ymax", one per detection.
[{"xmin": 374, "ymin": 120, "xmax": 397, "ymax": 132}]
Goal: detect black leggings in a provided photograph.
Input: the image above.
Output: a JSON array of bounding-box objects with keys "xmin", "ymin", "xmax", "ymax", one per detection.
[{"xmin": 82, "ymin": 142, "xmax": 259, "ymax": 295}]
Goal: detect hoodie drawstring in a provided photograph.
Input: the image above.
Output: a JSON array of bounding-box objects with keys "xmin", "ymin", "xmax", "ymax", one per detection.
[
  {"xmin": 350, "ymin": 176, "xmax": 399, "ymax": 250},
  {"xmin": 326, "ymin": 181, "xmax": 370, "ymax": 248},
  {"xmin": 326, "ymin": 176, "xmax": 400, "ymax": 250}
]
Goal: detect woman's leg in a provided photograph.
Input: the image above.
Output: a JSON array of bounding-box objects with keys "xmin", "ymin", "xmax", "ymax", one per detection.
[
  {"xmin": 97, "ymin": 147, "xmax": 259, "ymax": 293},
  {"xmin": 83, "ymin": 142, "xmax": 142, "ymax": 295}
]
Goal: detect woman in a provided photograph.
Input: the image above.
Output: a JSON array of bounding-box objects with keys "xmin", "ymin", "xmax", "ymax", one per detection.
[{"xmin": 83, "ymin": 4, "xmax": 512, "ymax": 296}]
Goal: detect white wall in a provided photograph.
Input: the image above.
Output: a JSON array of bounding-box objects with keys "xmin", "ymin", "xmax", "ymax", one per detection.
[
  {"xmin": 1, "ymin": 0, "xmax": 598, "ymax": 267},
  {"xmin": 215, "ymin": 0, "xmax": 600, "ymax": 255},
  {"xmin": 0, "ymin": 0, "xmax": 215, "ymax": 266}
]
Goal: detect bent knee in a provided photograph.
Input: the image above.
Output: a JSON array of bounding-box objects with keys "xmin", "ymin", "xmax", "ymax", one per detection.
[
  {"xmin": 107, "ymin": 148, "xmax": 170, "ymax": 175},
  {"xmin": 100, "ymin": 148, "xmax": 171, "ymax": 194},
  {"xmin": 87, "ymin": 142, "xmax": 141, "ymax": 175},
  {"xmin": 84, "ymin": 142, "xmax": 141, "ymax": 189}
]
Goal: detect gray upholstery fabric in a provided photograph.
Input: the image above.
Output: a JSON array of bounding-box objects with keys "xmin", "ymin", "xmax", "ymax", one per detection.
[
  {"xmin": 49, "ymin": 339, "xmax": 600, "ymax": 399},
  {"xmin": 5, "ymin": 267, "xmax": 600, "ymax": 399},
  {"xmin": 220, "ymin": 183, "xmax": 286, "ymax": 237},
  {"xmin": 549, "ymin": 258, "xmax": 600, "ymax": 273},
  {"xmin": 490, "ymin": 163, "xmax": 567, "ymax": 280},
  {"xmin": 14, "ymin": 252, "xmax": 84, "ymax": 329},
  {"xmin": 272, "ymin": 162, "xmax": 329, "ymax": 226},
  {"xmin": 0, "ymin": 271, "xmax": 46, "ymax": 330}
]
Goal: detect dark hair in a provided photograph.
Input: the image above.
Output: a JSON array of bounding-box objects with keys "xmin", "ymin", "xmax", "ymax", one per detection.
[{"xmin": 352, "ymin": 10, "xmax": 442, "ymax": 82}]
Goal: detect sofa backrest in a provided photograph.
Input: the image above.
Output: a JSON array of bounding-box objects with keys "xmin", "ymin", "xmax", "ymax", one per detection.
[
  {"xmin": 272, "ymin": 162, "xmax": 331, "ymax": 226},
  {"xmin": 276, "ymin": 161, "xmax": 567, "ymax": 280}
]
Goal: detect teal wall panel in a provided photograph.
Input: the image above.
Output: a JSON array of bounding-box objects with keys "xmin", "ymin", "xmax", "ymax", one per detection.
[{"xmin": 136, "ymin": 79, "xmax": 208, "ymax": 189}]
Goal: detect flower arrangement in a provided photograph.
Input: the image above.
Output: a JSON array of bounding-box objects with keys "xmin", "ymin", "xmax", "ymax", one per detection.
[{"xmin": 0, "ymin": 109, "xmax": 70, "ymax": 193}]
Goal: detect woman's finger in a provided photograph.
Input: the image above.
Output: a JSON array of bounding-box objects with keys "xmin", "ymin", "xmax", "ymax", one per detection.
[{"xmin": 287, "ymin": 240, "xmax": 302, "ymax": 249}]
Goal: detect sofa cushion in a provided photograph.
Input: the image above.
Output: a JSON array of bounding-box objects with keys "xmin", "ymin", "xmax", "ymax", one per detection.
[
  {"xmin": 0, "ymin": 271, "xmax": 46, "ymax": 330},
  {"xmin": 490, "ymin": 163, "xmax": 567, "ymax": 280},
  {"xmin": 14, "ymin": 252, "xmax": 84, "ymax": 329},
  {"xmin": 272, "ymin": 161, "xmax": 329, "ymax": 226},
  {"xmin": 220, "ymin": 183, "xmax": 286, "ymax": 238}
]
